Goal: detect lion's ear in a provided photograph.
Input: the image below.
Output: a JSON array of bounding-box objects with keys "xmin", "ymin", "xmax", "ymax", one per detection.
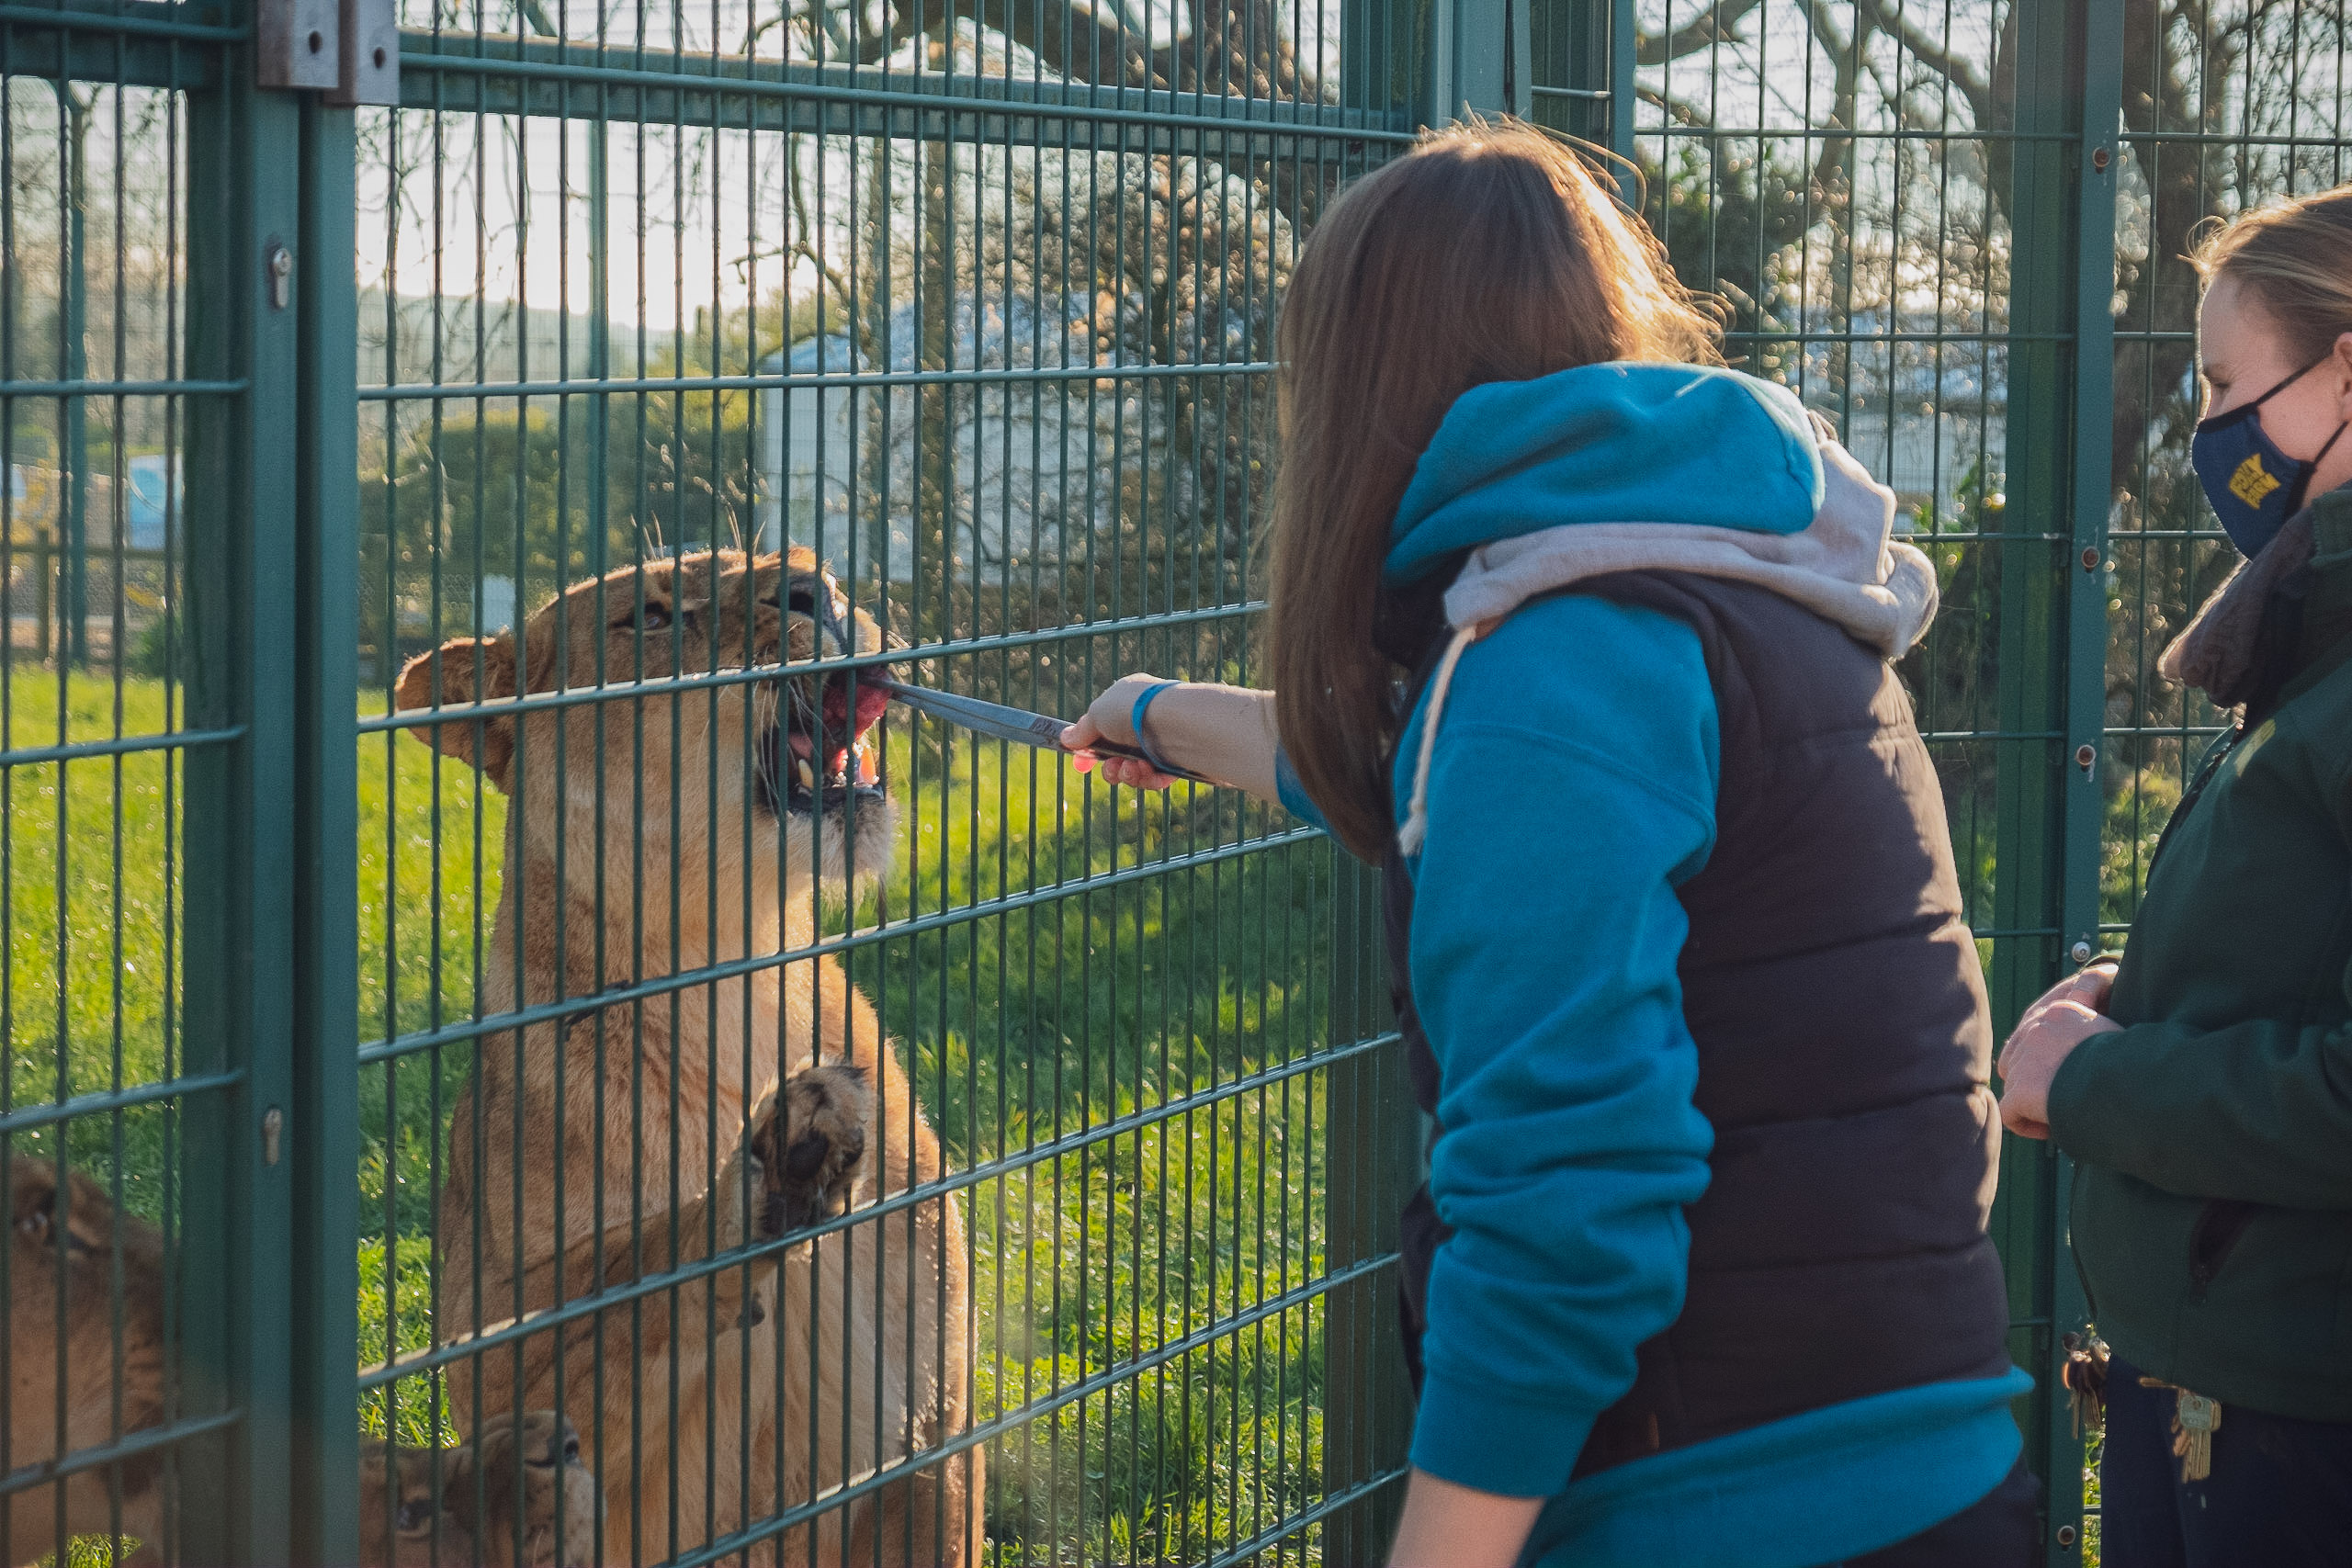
[{"xmin": 396, "ymin": 635, "xmax": 520, "ymax": 787}]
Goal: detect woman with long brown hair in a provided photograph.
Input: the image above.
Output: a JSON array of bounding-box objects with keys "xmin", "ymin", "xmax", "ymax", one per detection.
[{"xmin": 1063, "ymin": 122, "xmax": 2032, "ymax": 1565}]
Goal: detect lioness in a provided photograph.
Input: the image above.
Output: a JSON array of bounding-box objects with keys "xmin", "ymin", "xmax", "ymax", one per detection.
[
  {"xmin": 361, "ymin": 1411, "xmax": 596, "ymax": 1568},
  {"xmin": 398, "ymin": 547, "xmax": 977, "ymax": 1567},
  {"xmin": 2, "ymin": 1159, "xmax": 597, "ymax": 1567}
]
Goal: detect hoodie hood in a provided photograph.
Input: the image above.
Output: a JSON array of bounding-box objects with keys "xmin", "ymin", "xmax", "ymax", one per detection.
[
  {"xmin": 1387, "ymin": 362, "xmax": 1942, "ymax": 855},
  {"xmin": 1385, "ymin": 362, "xmax": 1826, "ymax": 581}
]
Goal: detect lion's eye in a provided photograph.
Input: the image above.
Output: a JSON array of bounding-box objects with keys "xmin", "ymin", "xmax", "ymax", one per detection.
[
  {"xmin": 613, "ymin": 604, "xmax": 672, "ymax": 633},
  {"xmin": 395, "ymin": 1499, "xmax": 436, "ymax": 1533},
  {"xmin": 16, "ymin": 1197, "xmax": 89, "ymax": 1255},
  {"xmin": 786, "ymin": 589, "xmax": 816, "ymax": 616},
  {"xmin": 562, "ymin": 1434, "xmax": 582, "ymax": 1466}
]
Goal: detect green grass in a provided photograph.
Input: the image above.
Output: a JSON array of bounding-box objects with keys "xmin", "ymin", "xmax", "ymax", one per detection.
[
  {"xmin": 14, "ymin": 672, "xmax": 1341, "ymax": 1565},
  {"xmin": 2, "ymin": 671, "xmax": 181, "ymax": 1216}
]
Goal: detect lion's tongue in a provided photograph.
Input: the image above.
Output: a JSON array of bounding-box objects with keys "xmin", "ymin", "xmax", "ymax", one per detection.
[
  {"xmin": 816, "ymin": 681, "xmax": 891, "ymax": 780},
  {"xmin": 799, "ymin": 677, "xmax": 888, "ymax": 780},
  {"xmin": 821, "ymin": 681, "xmax": 891, "ymax": 736}
]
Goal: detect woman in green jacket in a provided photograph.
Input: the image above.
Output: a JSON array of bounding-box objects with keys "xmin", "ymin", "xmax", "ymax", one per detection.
[{"xmin": 1996, "ymin": 185, "xmax": 2352, "ymax": 1564}]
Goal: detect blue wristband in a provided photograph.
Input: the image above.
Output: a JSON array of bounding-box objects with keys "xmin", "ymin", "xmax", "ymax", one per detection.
[{"xmin": 1129, "ymin": 681, "xmax": 1182, "ymax": 775}]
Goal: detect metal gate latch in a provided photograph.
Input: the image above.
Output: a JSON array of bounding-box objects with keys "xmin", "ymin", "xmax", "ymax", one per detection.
[{"xmin": 266, "ymin": 245, "xmax": 293, "ymax": 310}]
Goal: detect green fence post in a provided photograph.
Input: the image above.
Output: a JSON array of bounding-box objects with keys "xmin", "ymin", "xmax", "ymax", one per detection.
[
  {"xmin": 1605, "ymin": 0, "xmax": 1631, "ymax": 191},
  {"xmin": 290, "ymin": 91, "xmax": 362, "ymax": 1568},
  {"xmin": 53, "ymin": 82, "xmax": 88, "ymax": 669},
  {"xmin": 2045, "ymin": 0, "xmax": 2126, "ymax": 1557},
  {"xmin": 34, "ymin": 525, "xmax": 51, "ymax": 661},
  {"xmin": 180, "ymin": 16, "xmax": 307, "ymax": 1562},
  {"xmin": 1994, "ymin": 0, "xmax": 2118, "ymax": 1557},
  {"xmin": 1446, "ymin": 0, "xmax": 1509, "ymax": 119}
]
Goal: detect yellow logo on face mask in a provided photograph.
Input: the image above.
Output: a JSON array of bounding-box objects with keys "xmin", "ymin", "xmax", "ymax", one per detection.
[{"xmin": 2230, "ymin": 453, "xmax": 2283, "ymax": 508}]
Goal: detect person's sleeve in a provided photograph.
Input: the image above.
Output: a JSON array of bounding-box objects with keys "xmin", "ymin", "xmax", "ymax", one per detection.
[
  {"xmin": 1272, "ymin": 744, "xmax": 1329, "ymax": 831},
  {"xmin": 1405, "ymin": 597, "xmax": 1719, "ymax": 1498},
  {"xmin": 2045, "ymin": 973, "xmax": 2352, "ymax": 1210}
]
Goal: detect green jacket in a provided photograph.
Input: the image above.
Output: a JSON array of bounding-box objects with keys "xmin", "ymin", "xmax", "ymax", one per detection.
[{"xmin": 2049, "ymin": 488, "xmax": 2352, "ymax": 1422}]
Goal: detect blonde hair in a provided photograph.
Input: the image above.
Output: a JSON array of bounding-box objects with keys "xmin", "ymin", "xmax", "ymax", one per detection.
[
  {"xmin": 1267, "ymin": 119, "xmax": 1721, "ymax": 861},
  {"xmin": 2191, "ymin": 184, "xmax": 2352, "ymax": 358}
]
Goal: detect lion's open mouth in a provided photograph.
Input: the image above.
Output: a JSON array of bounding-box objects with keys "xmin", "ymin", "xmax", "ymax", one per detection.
[{"xmin": 759, "ymin": 672, "xmax": 890, "ymax": 818}]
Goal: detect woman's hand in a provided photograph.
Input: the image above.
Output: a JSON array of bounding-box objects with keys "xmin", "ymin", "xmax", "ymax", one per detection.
[
  {"xmin": 1057, "ymin": 677, "xmax": 1287, "ymax": 803},
  {"xmin": 1997, "ymin": 985, "xmax": 2124, "ymax": 1140},
  {"xmin": 1060, "ymin": 673, "xmax": 1184, "ymax": 789},
  {"xmin": 2030, "ymin": 960, "xmax": 2119, "ymax": 1017}
]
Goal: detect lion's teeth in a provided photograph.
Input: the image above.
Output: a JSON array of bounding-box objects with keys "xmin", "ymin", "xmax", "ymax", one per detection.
[{"xmin": 795, "ymin": 756, "xmax": 815, "ymax": 789}]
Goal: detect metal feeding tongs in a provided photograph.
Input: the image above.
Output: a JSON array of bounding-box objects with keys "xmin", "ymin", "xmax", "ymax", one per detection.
[{"xmin": 865, "ymin": 675, "xmax": 1228, "ymax": 787}]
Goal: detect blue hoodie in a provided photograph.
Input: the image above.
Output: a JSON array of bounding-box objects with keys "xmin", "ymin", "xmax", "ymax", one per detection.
[{"xmin": 1275, "ymin": 364, "xmax": 2029, "ymax": 1567}]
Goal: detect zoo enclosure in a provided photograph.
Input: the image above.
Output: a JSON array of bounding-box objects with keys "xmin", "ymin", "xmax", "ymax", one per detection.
[{"xmin": 0, "ymin": 0, "xmax": 2344, "ymax": 1561}]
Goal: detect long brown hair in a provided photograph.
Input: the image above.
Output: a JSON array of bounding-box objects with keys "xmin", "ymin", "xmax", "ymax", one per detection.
[{"xmin": 1268, "ymin": 120, "xmax": 1722, "ymax": 861}]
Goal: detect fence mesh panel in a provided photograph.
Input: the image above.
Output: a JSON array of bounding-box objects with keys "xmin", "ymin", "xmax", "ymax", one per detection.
[
  {"xmin": 356, "ymin": 1, "xmax": 1419, "ymax": 1562},
  {"xmin": 0, "ymin": 23, "xmax": 227, "ymax": 1568}
]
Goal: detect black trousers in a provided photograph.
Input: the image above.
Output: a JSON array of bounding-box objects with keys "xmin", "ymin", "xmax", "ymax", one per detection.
[{"xmin": 2099, "ymin": 1355, "xmax": 2352, "ymax": 1568}]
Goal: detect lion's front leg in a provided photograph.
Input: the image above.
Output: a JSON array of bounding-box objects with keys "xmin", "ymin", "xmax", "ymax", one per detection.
[{"xmin": 537, "ymin": 1064, "xmax": 875, "ymax": 1567}]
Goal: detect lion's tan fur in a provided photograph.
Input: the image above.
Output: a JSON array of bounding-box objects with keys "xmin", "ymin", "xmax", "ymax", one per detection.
[
  {"xmin": 360, "ymin": 1411, "xmax": 600, "ymax": 1568},
  {"xmin": 3, "ymin": 1159, "xmax": 601, "ymax": 1568},
  {"xmin": 4, "ymin": 1159, "xmax": 169, "ymax": 1567},
  {"xmin": 400, "ymin": 548, "xmax": 978, "ymax": 1568}
]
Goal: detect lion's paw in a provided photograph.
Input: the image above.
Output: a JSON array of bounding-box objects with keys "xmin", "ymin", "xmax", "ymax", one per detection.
[{"xmin": 749, "ymin": 1064, "xmax": 870, "ymax": 1238}]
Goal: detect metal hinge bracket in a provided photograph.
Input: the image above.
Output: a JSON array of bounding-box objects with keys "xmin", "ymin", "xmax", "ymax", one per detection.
[
  {"xmin": 255, "ymin": 0, "xmax": 339, "ymax": 90},
  {"xmin": 323, "ymin": 0, "xmax": 399, "ymax": 107},
  {"xmin": 258, "ymin": 0, "xmax": 397, "ymax": 103}
]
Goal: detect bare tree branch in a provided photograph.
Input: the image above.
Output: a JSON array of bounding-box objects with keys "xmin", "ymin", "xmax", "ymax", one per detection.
[
  {"xmin": 1801, "ymin": 0, "xmax": 1864, "ymax": 209},
  {"xmin": 1636, "ymin": 0, "xmax": 1768, "ymax": 66},
  {"xmin": 1849, "ymin": 0, "xmax": 1992, "ymax": 125}
]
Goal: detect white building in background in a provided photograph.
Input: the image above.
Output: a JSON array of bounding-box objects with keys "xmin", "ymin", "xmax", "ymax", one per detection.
[
  {"xmin": 475, "ymin": 574, "xmax": 516, "ymax": 635},
  {"xmin": 753, "ymin": 332, "xmax": 906, "ymax": 579},
  {"xmin": 1834, "ymin": 410, "xmax": 2008, "ymax": 527},
  {"xmin": 1797, "ymin": 325, "xmax": 2008, "ymax": 528},
  {"xmin": 756, "ymin": 295, "xmax": 1157, "ymax": 585}
]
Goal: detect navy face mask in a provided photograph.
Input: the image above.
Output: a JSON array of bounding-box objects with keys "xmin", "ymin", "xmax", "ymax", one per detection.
[{"xmin": 2193, "ymin": 357, "xmax": 2350, "ymax": 557}]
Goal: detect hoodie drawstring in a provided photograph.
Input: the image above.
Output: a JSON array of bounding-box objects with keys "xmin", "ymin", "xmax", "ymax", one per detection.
[{"xmin": 1397, "ymin": 621, "xmax": 1487, "ymax": 858}]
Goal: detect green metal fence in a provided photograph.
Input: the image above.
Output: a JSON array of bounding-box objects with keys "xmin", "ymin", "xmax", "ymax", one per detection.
[{"xmin": 4, "ymin": 0, "xmax": 2347, "ymax": 1562}]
